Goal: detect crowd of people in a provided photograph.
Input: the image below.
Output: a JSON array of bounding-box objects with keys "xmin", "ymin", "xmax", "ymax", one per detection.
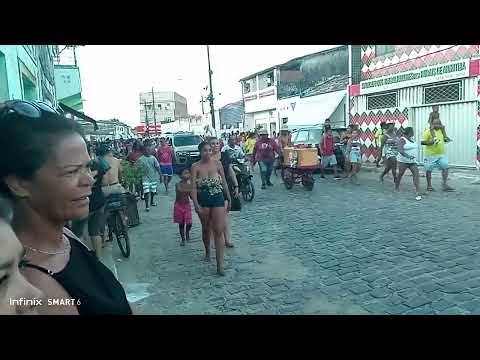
[{"xmin": 0, "ymin": 99, "xmax": 475, "ymax": 315}]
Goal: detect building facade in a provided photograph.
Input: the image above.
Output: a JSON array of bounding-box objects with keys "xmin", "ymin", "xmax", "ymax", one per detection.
[
  {"xmin": 0, "ymin": 45, "xmax": 57, "ymax": 105},
  {"xmin": 240, "ymin": 46, "xmax": 349, "ymax": 135},
  {"xmin": 276, "ymin": 46, "xmax": 349, "ymax": 132},
  {"xmin": 349, "ymin": 45, "xmax": 480, "ymax": 167},
  {"xmin": 54, "ymin": 47, "xmax": 83, "ymax": 111},
  {"xmin": 219, "ymin": 100, "xmax": 244, "ymax": 130},
  {"xmin": 83, "ymin": 118, "xmax": 135, "ymax": 141},
  {"xmin": 139, "ymin": 91, "xmax": 188, "ymax": 127},
  {"xmin": 240, "ymin": 66, "xmax": 278, "ymax": 134}
]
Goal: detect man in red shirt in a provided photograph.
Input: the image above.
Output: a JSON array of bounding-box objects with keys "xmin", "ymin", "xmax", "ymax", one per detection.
[
  {"xmin": 156, "ymin": 137, "xmax": 175, "ymax": 193},
  {"xmin": 319, "ymin": 126, "xmax": 341, "ymax": 179},
  {"xmin": 252, "ymin": 128, "xmax": 282, "ymax": 189}
]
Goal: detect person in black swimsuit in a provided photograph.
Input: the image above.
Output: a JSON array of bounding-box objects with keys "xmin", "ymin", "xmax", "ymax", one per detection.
[{"xmin": 0, "ymin": 100, "xmax": 133, "ymax": 315}]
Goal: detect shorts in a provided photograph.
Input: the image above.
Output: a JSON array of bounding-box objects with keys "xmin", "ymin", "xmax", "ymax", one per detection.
[
  {"xmin": 173, "ymin": 202, "xmax": 192, "ymax": 224},
  {"xmin": 321, "ymin": 155, "xmax": 337, "ymax": 167},
  {"xmin": 350, "ymin": 151, "xmax": 361, "ymax": 163},
  {"xmin": 198, "ymin": 190, "xmax": 225, "ymax": 208},
  {"xmin": 424, "ymin": 155, "xmax": 448, "ymax": 172},
  {"xmin": 143, "ymin": 181, "xmax": 158, "ymax": 194},
  {"xmin": 160, "ymin": 165, "xmax": 173, "ymax": 176},
  {"xmin": 88, "ymin": 206, "xmax": 106, "ymax": 237}
]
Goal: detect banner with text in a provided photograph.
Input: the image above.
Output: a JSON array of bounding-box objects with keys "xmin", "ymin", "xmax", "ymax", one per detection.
[{"xmin": 360, "ymin": 59, "xmax": 470, "ymax": 95}]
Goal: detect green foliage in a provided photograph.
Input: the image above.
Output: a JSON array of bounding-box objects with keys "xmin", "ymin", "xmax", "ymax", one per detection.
[{"xmin": 121, "ymin": 160, "xmax": 144, "ymax": 188}]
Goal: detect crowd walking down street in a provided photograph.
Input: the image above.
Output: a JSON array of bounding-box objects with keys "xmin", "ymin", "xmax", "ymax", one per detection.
[{"xmin": 1, "ymin": 97, "xmax": 480, "ymax": 315}]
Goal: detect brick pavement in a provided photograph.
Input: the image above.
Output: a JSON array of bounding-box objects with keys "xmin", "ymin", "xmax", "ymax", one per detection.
[{"xmin": 106, "ymin": 167, "xmax": 480, "ymax": 315}]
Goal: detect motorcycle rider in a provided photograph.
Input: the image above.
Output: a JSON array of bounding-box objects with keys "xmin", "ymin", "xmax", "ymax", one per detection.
[{"xmin": 222, "ymin": 136, "xmax": 245, "ymax": 161}]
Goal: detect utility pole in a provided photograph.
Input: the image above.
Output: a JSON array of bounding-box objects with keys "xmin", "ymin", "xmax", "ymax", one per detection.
[
  {"xmin": 151, "ymin": 87, "xmax": 157, "ymax": 136},
  {"xmin": 206, "ymin": 45, "xmax": 215, "ymax": 129},
  {"xmin": 143, "ymin": 100, "xmax": 150, "ymax": 138}
]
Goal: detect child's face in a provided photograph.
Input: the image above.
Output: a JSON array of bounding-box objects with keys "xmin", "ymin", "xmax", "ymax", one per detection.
[
  {"xmin": 181, "ymin": 170, "xmax": 191, "ymax": 181},
  {"xmin": 352, "ymin": 130, "xmax": 359, "ymax": 139}
]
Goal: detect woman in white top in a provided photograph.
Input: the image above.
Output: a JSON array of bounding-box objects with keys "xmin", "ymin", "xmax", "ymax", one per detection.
[{"xmin": 395, "ymin": 127, "xmax": 421, "ymax": 200}]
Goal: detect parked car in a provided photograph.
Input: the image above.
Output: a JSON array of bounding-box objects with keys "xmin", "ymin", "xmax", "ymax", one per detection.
[
  {"xmin": 171, "ymin": 132, "xmax": 203, "ymax": 174},
  {"xmin": 290, "ymin": 126, "xmax": 347, "ymax": 171}
]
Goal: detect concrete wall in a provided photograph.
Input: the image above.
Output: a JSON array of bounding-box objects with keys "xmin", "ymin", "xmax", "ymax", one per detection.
[
  {"xmin": 0, "ymin": 45, "xmax": 57, "ymax": 105},
  {"xmin": 139, "ymin": 91, "xmax": 188, "ymax": 124}
]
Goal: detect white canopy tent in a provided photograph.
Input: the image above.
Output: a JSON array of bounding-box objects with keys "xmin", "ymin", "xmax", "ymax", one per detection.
[{"xmin": 278, "ymin": 90, "xmax": 346, "ymax": 130}]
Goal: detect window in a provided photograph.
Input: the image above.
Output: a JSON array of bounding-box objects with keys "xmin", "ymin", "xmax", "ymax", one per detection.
[
  {"xmin": 308, "ymin": 129, "xmax": 322, "ymax": 143},
  {"xmin": 0, "ymin": 51, "xmax": 8, "ymax": 101},
  {"xmin": 293, "ymin": 130, "xmax": 309, "ymax": 143},
  {"xmin": 375, "ymin": 45, "xmax": 395, "ymax": 57},
  {"xmin": 258, "ymin": 71, "xmax": 274, "ymax": 90},
  {"xmin": 22, "ymin": 74, "xmax": 37, "ymax": 101},
  {"xmin": 243, "ymin": 77, "xmax": 257, "ymax": 94},
  {"xmin": 423, "ymin": 81, "xmax": 462, "ymax": 105},
  {"xmin": 158, "ymin": 104, "xmax": 162, "ymax": 109},
  {"xmin": 367, "ymin": 92, "xmax": 398, "ymax": 110},
  {"xmin": 173, "ymin": 135, "xmax": 202, "ymax": 147}
]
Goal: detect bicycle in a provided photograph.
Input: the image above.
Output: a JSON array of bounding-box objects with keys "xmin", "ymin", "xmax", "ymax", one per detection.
[{"xmin": 104, "ymin": 193, "xmax": 131, "ymax": 258}]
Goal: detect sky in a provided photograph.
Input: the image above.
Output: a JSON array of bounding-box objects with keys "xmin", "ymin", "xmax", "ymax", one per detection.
[{"xmin": 76, "ymin": 45, "xmax": 340, "ymax": 127}]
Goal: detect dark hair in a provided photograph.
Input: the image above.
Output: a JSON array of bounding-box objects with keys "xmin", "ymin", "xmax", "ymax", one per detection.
[
  {"xmin": 0, "ymin": 110, "xmax": 83, "ymax": 198},
  {"xmin": 324, "ymin": 125, "xmax": 332, "ymax": 132},
  {"xmin": 96, "ymin": 144, "xmax": 111, "ymax": 157},
  {"xmin": 403, "ymin": 127, "xmax": 414, "ymax": 137},
  {"xmin": 198, "ymin": 141, "xmax": 210, "ymax": 152}
]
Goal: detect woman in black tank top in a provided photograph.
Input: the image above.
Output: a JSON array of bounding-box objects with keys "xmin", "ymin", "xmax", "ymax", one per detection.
[{"xmin": 0, "ymin": 101, "xmax": 133, "ymax": 315}]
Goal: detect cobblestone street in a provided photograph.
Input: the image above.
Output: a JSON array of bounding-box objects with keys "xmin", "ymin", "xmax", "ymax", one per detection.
[{"xmin": 105, "ymin": 168, "xmax": 480, "ymax": 315}]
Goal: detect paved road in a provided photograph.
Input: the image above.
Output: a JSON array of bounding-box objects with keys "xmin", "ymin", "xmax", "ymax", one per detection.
[{"xmin": 105, "ymin": 167, "xmax": 480, "ymax": 315}]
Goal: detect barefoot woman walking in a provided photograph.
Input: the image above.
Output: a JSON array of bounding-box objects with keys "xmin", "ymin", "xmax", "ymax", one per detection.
[{"xmin": 191, "ymin": 142, "xmax": 232, "ymax": 275}]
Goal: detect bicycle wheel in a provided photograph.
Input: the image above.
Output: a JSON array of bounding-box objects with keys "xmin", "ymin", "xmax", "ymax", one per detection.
[
  {"xmin": 301, "ymin": 173, "xmax": 314, "ymax": 191},
  {"xmin": 242, "ymin": 178, "xmax": 255, "ymax": 202},
  {"xmin": 284, "ymin": 168, "xmax": 294, "ymax": 190},
  {"xmin": 114, "ymin": 211, "xmax": 130, "ymax": 258}
]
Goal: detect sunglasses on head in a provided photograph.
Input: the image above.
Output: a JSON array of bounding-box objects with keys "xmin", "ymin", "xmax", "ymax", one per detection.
[{"xmin": 0, "ymin": 100, "xmax": 60, "ymax": 121}]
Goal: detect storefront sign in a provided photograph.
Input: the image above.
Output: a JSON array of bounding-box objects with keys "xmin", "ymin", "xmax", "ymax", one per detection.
[{"xmin": 360, "ymin": 59, "xmax": 470, "ymax": 95}]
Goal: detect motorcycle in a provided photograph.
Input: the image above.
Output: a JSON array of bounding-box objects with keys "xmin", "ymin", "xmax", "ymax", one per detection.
[{"xmin": 232, "ymin": 157, "xmax": 255, "ymax": 202}]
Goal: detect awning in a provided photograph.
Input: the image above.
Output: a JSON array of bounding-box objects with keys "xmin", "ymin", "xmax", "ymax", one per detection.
[
  {"xmin": 59, "ymin": 103, "xmax": 98, "ymax": 131},
  {"xmin": 278, "ymin": 90, "xmax": 346, "ymax": 128}
]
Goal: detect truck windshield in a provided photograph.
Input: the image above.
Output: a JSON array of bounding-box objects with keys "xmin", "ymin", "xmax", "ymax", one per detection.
[{"xmin": 174, "ymin": 135, "xmax": 202, "ymax": 147}]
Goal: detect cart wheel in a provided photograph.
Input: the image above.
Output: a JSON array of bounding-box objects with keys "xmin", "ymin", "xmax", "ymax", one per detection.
[
  {"xmin": 302, "ymin": 174, "xmax": 314, "ymax": 191},
  {"xmin": 284, "ymin": 168, "xmax": 294, "ymax": 190}
]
